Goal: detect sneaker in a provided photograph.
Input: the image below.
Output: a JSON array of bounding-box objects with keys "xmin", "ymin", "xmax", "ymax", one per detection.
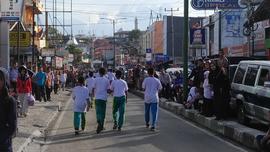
[
  {"xmin": 118, "ymin": 127, "xmax": 121, "ymax": 131},
  {"xmin": 150, "ymin": 127, "xmax": 155, "ymax": 131},
  {"xmin": 113, "ymin": 124, "xmax": 117, "ymax": 130},
  {"xmin": 75, "ymin": 130, "xmax": 79, "ymax": 135},
  {"xmin": 146, "ymin": 124, "xmax": 150, "ymax": 128},
  {"xmin": 96, "ymin": 125, "xmax": 102, "ymax": 134}
]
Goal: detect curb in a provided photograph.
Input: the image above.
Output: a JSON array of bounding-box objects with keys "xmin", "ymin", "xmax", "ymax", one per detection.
[
  {"xmin": 130, "ymin": 89, "xmax": 264, "ymax": 150},
  {"xmin": 15, "ymin": 92, "xmax": 71, "ymax": 152}
]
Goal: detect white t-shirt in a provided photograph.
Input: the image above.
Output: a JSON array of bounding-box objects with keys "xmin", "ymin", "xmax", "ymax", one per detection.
[
  {"xmin": 107, "ymin": 72, "xmax": 116, "ymax": 81},
  {"xmin": 60, "ymin": 73, "xmax": 67, "ymax": 82},
  {"xmin": 187, "ymin": 87, "xmax": 199, "ymax": 103},
  {"xmin": 203, "ymin": 71, "xmax": 214, "ymax": 99},
  {"xmin": 142, "ymin": 76, "xmax": 162, "ymax": 103},
  {"xmin": 94, "ymin": 72, "xmax": 100, "ymax": 78},
  {"xmin": 86, "ymin": 77, "xmax": 95, "ymax": 94},
  {"xmin": 72, "ymin": 86, "xmax": 90, "ymax": 112},
  {"xmin": 93, "ymin": 76, "xmax": 110, "ymax": 101},
  {"xmin": 111, "ymin": 79, "xmax": 128, "ymax": 97}
]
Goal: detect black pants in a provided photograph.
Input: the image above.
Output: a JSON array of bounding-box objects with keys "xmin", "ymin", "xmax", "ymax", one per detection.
[
  {"xmin": 162, "ymin": 84, "xmax": 171, "ymax": 99},
  {"xmin": 202, "ymin": 98, "xmax": 214, "ymax": 117},
  {"xmin": 36, "ymin": 85, "xmax": 47, "ymax": 102},
  {"xmin": 0, "ymin": 137, "xmax": 12, "ymax": 152},
  {"xmin": 10, "ymin": 81, "xmax": 17, "ymax": 93},
  {"xmin": 54, "ymin": 84, "xmax": 59, "ymax": 94},
  {"xmin": 46, "ymin": 86, "xmax": 52, "ymax": 101}
]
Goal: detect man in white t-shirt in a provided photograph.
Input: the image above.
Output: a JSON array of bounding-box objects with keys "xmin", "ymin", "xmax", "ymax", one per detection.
[
  {"xmin": 142, "ymin": 68, "xmax": 162, "ymax": 131},
  {"xmin": 72, "ymin": 76, "xmax": 90, "ymax": 135},
  {"xmin": 111, "ymin": 70, "xmax": 128, "ymax": 131},
  {"xmin": 107, "ymin": 69, "xmax": 116, "ymax": 83},
  {"xmin": 86, "ymin": 71, "xmax": 95, "ymax": 108},
  {"xmin": 92, "ymin": 67, "xmax": 110, "ymax": 134},
  {"xmin": 60, "ymin": 71, "xmax": 67, "ymax": 91}
]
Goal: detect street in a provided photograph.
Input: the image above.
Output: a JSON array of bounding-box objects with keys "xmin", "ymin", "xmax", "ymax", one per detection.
[{"xmin": 31, "ymin": 93, "xmax": 253, "ymax": 152}]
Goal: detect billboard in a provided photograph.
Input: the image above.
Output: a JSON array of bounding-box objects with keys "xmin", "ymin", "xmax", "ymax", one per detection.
[
  {"xmin": 9, "ymin": 32, "xmax": 31, "ymax": 47},
  {"xmin": 0, "ymin": 0, "xmax": 24, "ymax": 21},
  {"xmin": 190, "ymin": 28, "xmax": 205, "ymax": 47},
  {"xmin": 191, "ymin": 0, "xmax": 241, "ymax": 10}
]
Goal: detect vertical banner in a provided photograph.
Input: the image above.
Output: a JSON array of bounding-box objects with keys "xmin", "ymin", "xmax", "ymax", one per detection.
[{"xmin": 146, "ymin": 48, "xmax": 152, "ymax": 64}]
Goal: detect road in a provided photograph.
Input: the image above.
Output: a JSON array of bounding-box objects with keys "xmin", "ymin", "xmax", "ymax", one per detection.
[{"xmin": 38, "ymin": 93, "xmax": 252, "ymax": 152}]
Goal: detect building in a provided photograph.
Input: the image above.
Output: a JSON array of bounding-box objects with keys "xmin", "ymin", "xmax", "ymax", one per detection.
[{"xmin": 163, "ymin": 16, "xmax": 203, "ymax": 64}]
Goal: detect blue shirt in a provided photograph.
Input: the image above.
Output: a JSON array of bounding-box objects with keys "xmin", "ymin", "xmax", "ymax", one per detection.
[{"xmin": 36, "ymin": 72, "xmax": 46, "ymax": 86}]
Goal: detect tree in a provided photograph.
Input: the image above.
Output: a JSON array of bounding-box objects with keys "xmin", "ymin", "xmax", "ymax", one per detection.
[
  {"xmin": 128, "ymin": 29, "xmax": 141, "ymax": 42},
  {"xmin": 65, "ymin": 44, "xmax": 83, "ymax": 64}
]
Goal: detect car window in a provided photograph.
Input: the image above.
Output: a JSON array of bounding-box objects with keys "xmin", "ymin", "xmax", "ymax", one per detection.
[
  {"xmin": 233, "ymin": 64, "xmax": 247, "ymax": 84},
  {"xmin": 258, "ymin": 67, "xmax": 270, "ymax": 87},
  {"xmin": 244, "ymin": 65, "xmax": 259, "ymax": 86}
]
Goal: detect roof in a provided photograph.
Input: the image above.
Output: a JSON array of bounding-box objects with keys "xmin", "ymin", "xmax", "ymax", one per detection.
[{"xmin": 239, "ymin": 60, "xmax": 270, "ymax": 66}]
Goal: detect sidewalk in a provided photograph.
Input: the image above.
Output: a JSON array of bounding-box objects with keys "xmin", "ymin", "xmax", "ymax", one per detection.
[
  {"xmin": 13, "ymin": 90, "xmax": 71, "ymax": 152},
  {"xmin": 131, "ymin": 89, "xmax": 265, "ymax": 151}
]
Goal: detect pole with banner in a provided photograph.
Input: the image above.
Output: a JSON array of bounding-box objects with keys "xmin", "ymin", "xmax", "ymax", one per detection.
[{"xmin": 0, "ymin": 0, "xmax": 24, "ymax": 69}]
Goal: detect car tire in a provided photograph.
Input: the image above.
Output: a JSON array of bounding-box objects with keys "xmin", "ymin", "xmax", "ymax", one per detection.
[{"xmin": 237, "ymin": 104, "xmax": 250, "ymax": 125}]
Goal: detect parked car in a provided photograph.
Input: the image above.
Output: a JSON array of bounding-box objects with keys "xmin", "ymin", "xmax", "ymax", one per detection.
[{"xmin": 231, "ymin": 61, "xmax": 270, "ymax": 125}]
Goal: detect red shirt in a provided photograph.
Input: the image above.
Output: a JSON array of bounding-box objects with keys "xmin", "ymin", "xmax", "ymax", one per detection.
[{"xmin": 17, "ymin": 77, "xmax": 32, "ymax": 93}]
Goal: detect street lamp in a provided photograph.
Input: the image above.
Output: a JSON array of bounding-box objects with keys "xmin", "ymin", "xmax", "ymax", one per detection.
[{"xmin": 100, "ymin": 17, "xmax": 126, "ymax": 68}]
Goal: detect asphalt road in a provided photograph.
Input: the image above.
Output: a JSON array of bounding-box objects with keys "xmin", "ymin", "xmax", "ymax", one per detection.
[{"xmin": 38, "ymin": 93, "xmax": 253, "ymax": 152}]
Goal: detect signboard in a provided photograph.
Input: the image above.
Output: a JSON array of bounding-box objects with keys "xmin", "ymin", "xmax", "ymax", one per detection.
[
  {"xmin": 0, "ymin": 0, "xmax": 24, "ymax": 21},
  {"xmin": 145, "ymin": 48, "xmax": 152, "ymax": 62},
  {"xmin": 190, "ymin": 28, "xmax": 205, "ymax": 46},
  {"xmin": 55, "ymin": 56, "xmax": 63, "ymax": 68},
  {"xmin": 191, "ymin": 0, "xmax": 241, "ymax": 10},
  {"xmin": 10, "ymin": 32, "xmax": 31, "ymax": 47}
]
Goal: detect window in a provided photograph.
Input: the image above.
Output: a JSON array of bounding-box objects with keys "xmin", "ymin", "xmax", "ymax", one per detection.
[
  {"xmin": 244, "ymin": 65, "xmax": 259, "ymax": 86},
  {"xmin": 233, "ymin": 64, "xmax": 247, "ymax": 84},
  {"xmin": 258, "ymin": 67, "xmax": 270, "ymax": 87}
]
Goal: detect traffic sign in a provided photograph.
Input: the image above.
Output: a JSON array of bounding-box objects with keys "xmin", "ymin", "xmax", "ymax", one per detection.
[{"xmin": 191, "ymin": 0, "xmax": 241, "ymax": 10}]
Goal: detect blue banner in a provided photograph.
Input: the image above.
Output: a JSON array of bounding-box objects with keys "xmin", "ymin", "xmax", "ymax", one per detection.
[{"xmin": 191, "ymin": 0, "xmax": 241, "ymax": 10}]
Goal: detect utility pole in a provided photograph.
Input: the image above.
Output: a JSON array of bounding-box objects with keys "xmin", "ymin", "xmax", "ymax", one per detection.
[
  {"xmin": 32, "ymin": 0, "xmax": 36, "ymax": 68},
  {"xmin": 183, "ymin": 0, "xmax": 189, "ymax": 100},
  {"xmin": 113, "ymin": 19, "xmax": 116, "ymax": 68},
  {"xmin": 165, "ymin": 8, "xmax": 179, "ymax": 65}
]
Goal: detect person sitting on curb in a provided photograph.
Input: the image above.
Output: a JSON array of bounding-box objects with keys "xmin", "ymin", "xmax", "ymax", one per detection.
[
  {"xmin": 257, "ymin": 127, "xmax": 270, "ymax": 151},
  {"xmin": 184, "ymin": 86, "xmax": 201, "ymax": 109}
]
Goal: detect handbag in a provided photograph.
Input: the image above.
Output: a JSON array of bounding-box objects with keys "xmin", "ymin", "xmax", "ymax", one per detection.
[{"xmin": 27, "ymin": 94, "xmax": 35, "ymax": 106}]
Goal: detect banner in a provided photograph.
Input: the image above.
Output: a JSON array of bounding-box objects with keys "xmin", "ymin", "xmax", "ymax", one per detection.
[
  {"xmin": 146, "ymin": 48, "xmax": 152, "ymax": 62},
  {"xmin": 0, "ymin": 0, "xmax": 24, "ymax": 21},
  {"xmin": 10, "ymin": 32, "xmax": 31, "ymax": 47},
  {"xmin": 190, "ymin": 28, "xmax": 205, "ymax": 47},
  {"xmin": 191, "ymin": 0, "xmax": 241, "ymax": 10}
]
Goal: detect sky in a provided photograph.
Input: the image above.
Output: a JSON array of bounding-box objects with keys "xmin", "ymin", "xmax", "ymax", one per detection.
[{"xmin": 40, "ymin": 0, "xmax": 214, "ymax": 37}]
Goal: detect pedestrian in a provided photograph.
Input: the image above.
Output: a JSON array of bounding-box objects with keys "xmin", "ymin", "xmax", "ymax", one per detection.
[
  {"xmin": 0, "ymin": 70, "xmax": 17, "ymax": 152},
  {"xmin": 159, "ymin": 68, "xmax": 172, "ymax": 99},
  {"xmin": 107, "ymin": 68, "xmax": 116, "ymax": 84},
  {"xmin": 72, "ymin": 76, "xmax": 91, "ymax": 135},
  {"xmin": 208, "ymin": 61, "xmax": 230, "ymax": 120},
  {"xmin": 60, "ymin": 71, "xmax": 67, "ymax": 91},
  {"xmin": 35, "ymin": 67, "xmax": 47, "ymax": 102},
  {"xmin": 9, "ymin": 62, "xmax": 18, "ymax": 93},
  {"xmin": 142, "ymin": 67, "xmax": 162, "ymax": 131},
  {"xmin": 17, "ymin": 65, "xmax": 32, "ymax": 117},
  {"xmin": 86, "ymin": 71, "xmax": 95, "ymax": 108},
  {"xmin": 202, "ymin": 60, "xmax": 214, "ymax": 117},
  {"xmin": 92, "ymin": 67, "xmax": 110, "ymax": 134},
  {"xmin": 46, "ymin": 67, "xmax": 54, "ymax": 101},
  {"xmin": 54, "ymin": 70, "xmax": 60, "ymax": 94},
  {"xmin": 111, "ymin": 70, "xmax": 128, "ymax": 131}
]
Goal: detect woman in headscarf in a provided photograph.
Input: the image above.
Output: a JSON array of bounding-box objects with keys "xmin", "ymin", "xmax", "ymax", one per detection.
[
  {"xmin": 17, "ymin": 65, "xmax": 32, "ymax": 117},
  {"xmin": 0, "ymin": 70, "xmax": 17, "ymax": 152}
]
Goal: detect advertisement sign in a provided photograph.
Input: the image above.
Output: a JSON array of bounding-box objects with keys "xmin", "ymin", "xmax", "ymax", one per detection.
[
  {"xmin": 0, "ymin": 0, "xmax": 24, "ymax": 21},
  {"xmin": 146, "ymin": 48, "xmax": 152, "ymax": 62},
  {"xmin": 191, "ymin": 0, "xmax": 241, "ymax": 10},
  {"xmin": 190, "ymin": 28, "xmax": 205, "ymax": 46},
  {"xmin": 55, "ymin": 56, "xmax": 63, "ymax": 68},
  {"xmin": 9, "ymin": 32, "xmax": 31, "ymax": 47}
]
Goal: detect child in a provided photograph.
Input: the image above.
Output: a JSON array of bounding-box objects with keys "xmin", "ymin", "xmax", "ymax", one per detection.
[
  {"xmin": 72, "ymin": 76, "xmax": 90, "ymax": 135},
  {"xmin": 111, "ymin": 70, "xmax": 128, "ymax": 131},
  {"xmin": 142, "ymin": 68, "xmax": 162, "ymax": 131},
  {"xmin": 92, "ymin": 67, "xmax": 110, "ymax": 134},
  {"xmin": 185, "ymin": 86, "xmax": 201, "ymax": 109},
  {"xmin": 86, "ymin": 71, "xmax": 95, "ymax": 108}
]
